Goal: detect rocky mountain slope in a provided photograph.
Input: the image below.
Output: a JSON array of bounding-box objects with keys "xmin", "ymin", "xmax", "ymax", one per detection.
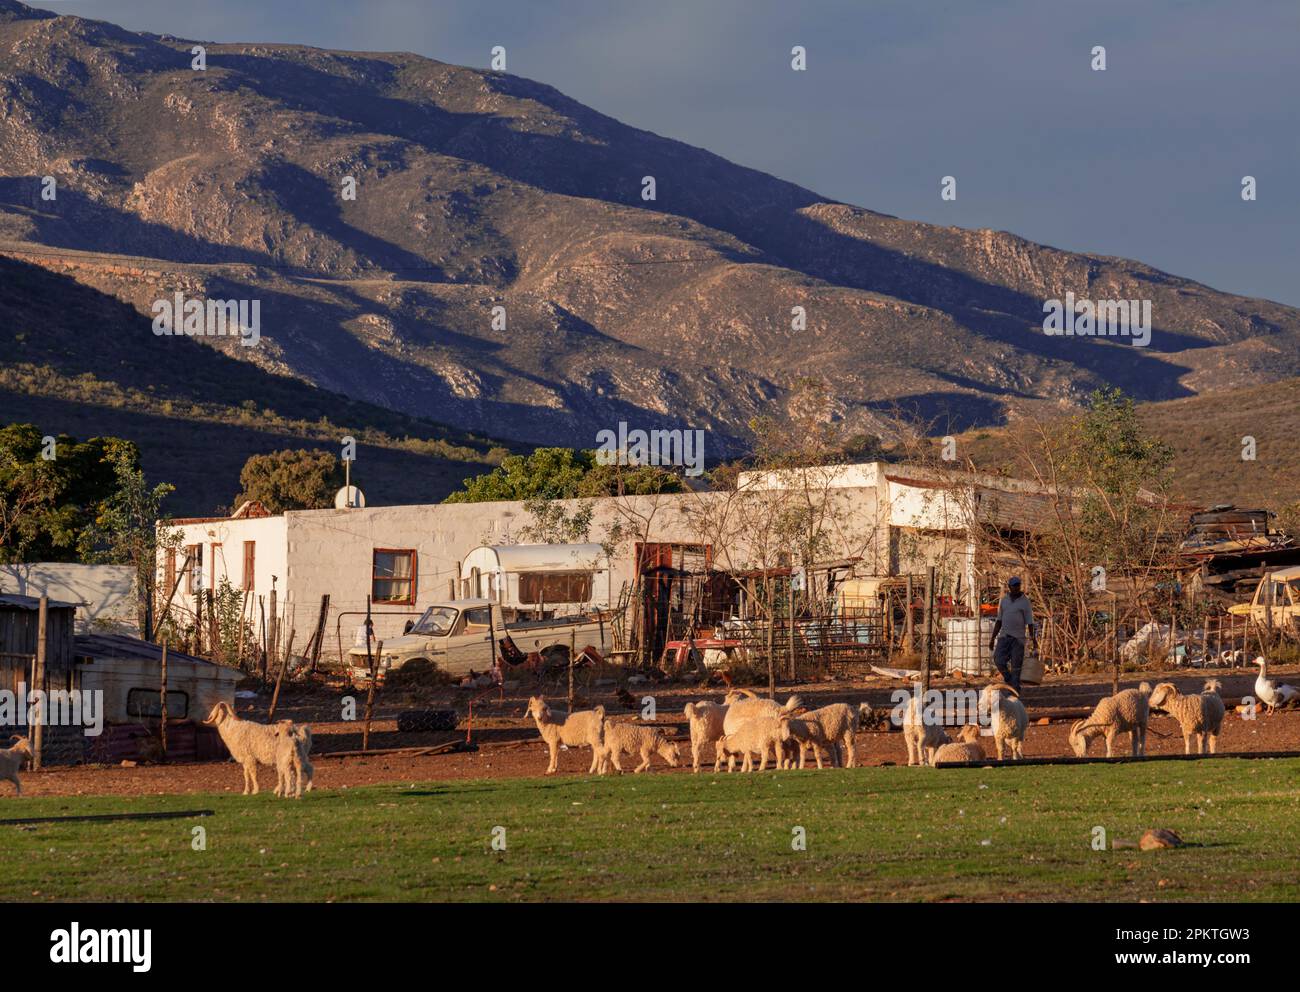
[{"xmin": 3, "ymin": 0, "xmax": 1298, "ymax": 457}]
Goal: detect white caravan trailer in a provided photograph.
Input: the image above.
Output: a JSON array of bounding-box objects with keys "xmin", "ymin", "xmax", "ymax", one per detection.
[{"xmin": 459, "ymin": 543, "xmax": 612, "ymax": 616}]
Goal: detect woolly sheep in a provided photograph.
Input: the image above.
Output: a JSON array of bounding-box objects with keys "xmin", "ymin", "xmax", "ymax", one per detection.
[
  {"xmin": 682, "ymin": 700, "xmax": 728, "ymax": 773},
  {"xmin": 1069, "ymin": 683, "xmax": 1151, "ymax": 758},
  {"xmin": 790, "ymin": 702, "xmax": 864, "ymax": 768},
  {"xmin": 598, "ymin": 719, "xmax": 681, "ymax": 774},
  {"xmin": 901, "ymin": 695, "xmax": 950, "ymax": 766},
  {"xmin": 1, "ymin": 736, "xmax": 32, "ymax": 796},
  {"xmin": 723, "ymin": 689, "xmax": 803, "ymax": 767},
  {"xmin": 722, "ymin": 688, "xmax": 803, "ymax": 732},
  {"xmin": 931, "ymin": 725, "xmax": 984, "ymax": 764},
  {"xmin": 715, "ymin": 712, "xmax": 793, "ymax": 772},
  {"xmin": 1149, "ymin": 680, "xmax": 1226, "ymax": 755},
  {"xmin": 980, "ymin": 683, "xmax": 1028, "ymax": 760},
  {"xmin": 785, "ymin": 716, "xmax": 832, "ymax": 769},
  {"xmin": 526, "ymin": 695, "xmax": 606, "ymax": 774},
  {"xmin": 203, "ymin": 701, "xmax": 281, "ymax": 795}
]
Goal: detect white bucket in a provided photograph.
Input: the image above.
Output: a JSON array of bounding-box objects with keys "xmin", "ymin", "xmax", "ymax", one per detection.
[{"xmin": 944, "ymin": 618, "xmax": 996, "ymax": 676}]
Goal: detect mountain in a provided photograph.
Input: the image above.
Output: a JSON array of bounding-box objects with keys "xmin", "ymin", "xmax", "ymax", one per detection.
[
  {"xmin": 959, "ymin": 377, "xmax": 1300, "ymax": 515},
  {"xmin": 3, "ymin": 0, "xmax": 1300, "ymax": 465},
  {"xmin": 0, "ymin": 253, "xmax": 506, "ymax": 517}
]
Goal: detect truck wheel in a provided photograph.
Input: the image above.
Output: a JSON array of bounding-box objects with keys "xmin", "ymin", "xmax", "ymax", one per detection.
[
  {"xmin": 396, "ymin": 709, "xmax": 459, "ymax": 732},
  {"xmin": 387, "ymin": 658, "xmax": 453, "ymax": 688},
  {"xmin": 539, "ymin": 645, "xmax": 570, "ymax": 680}
]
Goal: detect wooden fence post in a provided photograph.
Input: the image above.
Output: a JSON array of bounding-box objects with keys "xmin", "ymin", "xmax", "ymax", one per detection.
[
  {"xmin": 160, "ymin": 642, "xmax": 169, "ymax": 762},
  {"xmin": 923, "ymin": 568, "xmax": 935, "ymax": 694},
  {"xmin": 267, "ymin": 629, "xmax": 295, "ymax": 721},
  {"xmin": 32, "ymin": 595, "xmax": 47, "ymax": 771}
]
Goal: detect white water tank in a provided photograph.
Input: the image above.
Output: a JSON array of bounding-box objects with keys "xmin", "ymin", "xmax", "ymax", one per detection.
[{"xmin": 944, "ymin": 617, "xmax": 996, "ymax": 676}]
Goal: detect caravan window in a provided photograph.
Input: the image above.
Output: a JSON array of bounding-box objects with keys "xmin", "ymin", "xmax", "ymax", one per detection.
[{"xmin": 518, "ymin": 572, "xmax": 593, "ymax": 605}]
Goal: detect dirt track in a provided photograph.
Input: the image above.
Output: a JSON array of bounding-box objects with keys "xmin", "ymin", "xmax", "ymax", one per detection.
[{"xmin": 10, "ymin": 665, "xmax": 1300, "ymax": 798}]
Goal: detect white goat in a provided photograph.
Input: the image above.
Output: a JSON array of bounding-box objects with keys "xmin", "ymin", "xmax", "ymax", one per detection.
[
  {"xmin": 203, "ymin": 701, "xmax": 280, "ymax": 795},
  {"xmin": 901, "ymin": 694, "xmax": 950, "ymax": 766},
  {"xmin": 526, "ymin": 695, "xmax": 605, "ymax": 774},
  {"xmin": 980, "ymin": 683, "xmax": 1028, "ymax": 760},
  {"xmin": 682, "ymin": 700, "xmax": 728, "ymax": 773},
  {"xmin": 1, "ymin": 736, "xmax": 32, "ymax": 796},
  {"xmin": 1149, "ymin": 680, "xmax": 1226, "ymax": 755}
]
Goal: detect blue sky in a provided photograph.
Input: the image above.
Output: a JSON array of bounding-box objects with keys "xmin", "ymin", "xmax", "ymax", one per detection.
[{"xmin": 50, "ymin": 0, "xmax": 1300, "ymax": 306}]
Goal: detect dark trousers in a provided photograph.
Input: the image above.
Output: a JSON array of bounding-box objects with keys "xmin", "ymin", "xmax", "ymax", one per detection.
[{"xmin": 993, "ymin": 634, "xmax": 1024, "ymax": 691}]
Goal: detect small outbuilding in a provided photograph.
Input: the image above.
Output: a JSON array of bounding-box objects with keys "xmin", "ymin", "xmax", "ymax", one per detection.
[
  {"xmin": 74, "ymin": 634, "xmax": 240, "ymax": 726},
  {"xmin": 73, "ymin": 635, "xmax": 237, "ymax": 764}
]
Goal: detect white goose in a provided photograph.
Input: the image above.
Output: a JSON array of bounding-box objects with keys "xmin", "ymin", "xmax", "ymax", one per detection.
[{"xmin": 1253, "ymin": 656, "xmax": 1300, "ymax": 715}]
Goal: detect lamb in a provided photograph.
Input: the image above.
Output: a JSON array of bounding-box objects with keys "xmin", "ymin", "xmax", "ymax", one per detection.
[
  {"xmin": 785, "ymin": 716, "xmax": 831, "ymax": 768},
  {"xmin": 1069, "ymin": 683, "xmax": 1151, "ymax": 758},
  {"xmin": 1, "ymin": 736, "xmax": 32, "ymax": 796},
  {"xmin": 931, "ymin": 725, "xmax": 985, "ymax": 764},
  {"xmin": 682, "ymin": 700, "xmax": 728, "ymax": 773},
  {"xmin": 1149, "ymin": 680, "xmax": 1226, "ymax": 755},
  {"xmin": 526, "ymin": 695, "xmax": 606, "ymax": 774},
  {"xmin": 714, "ymin": 712, "xmax": 793, "ymax": 772},
  {"xmin": 901, "ymin": 694, "xmax": 950, "ymax": 766},
  {"xmin": 722, "ymin": 689, "xmax": 803, "ymax": 768},
  {"xmin": 203, "ymin": 701, "xmax": 281, "ymax": 795},
  {"xmin": 789, "ymin": 702, "xmax": 864, "ymax": 768},
  {"xmin": 597, "ymin": 719, "xmax": 681, "ymax": 773},
  {"xmin": 980, "ymin": 683, "xmax": 1028, "ymax": 760},
  {"xmin": 273, "ymin": 721, "xmax": 315, "ymax": 798}
]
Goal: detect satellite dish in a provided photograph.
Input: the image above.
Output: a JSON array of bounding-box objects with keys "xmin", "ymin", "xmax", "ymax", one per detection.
[{"xmin": 334, "ymin": 486, "xmax": 366, "ymax": 509}]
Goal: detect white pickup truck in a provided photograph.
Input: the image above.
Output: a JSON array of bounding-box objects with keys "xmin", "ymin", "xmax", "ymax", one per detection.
[{"xmin": 346, "ymin": 598, "xmax": 613, "ymax": 681}]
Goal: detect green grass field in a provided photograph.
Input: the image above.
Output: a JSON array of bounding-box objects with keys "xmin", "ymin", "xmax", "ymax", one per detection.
[{"xmin": 3, "ymin": 759, "xmax": 1299, "ymax": 902}]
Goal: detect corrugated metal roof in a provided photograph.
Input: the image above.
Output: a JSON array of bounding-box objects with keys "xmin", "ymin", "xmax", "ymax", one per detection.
[
  {"xmin": 74, "ymin": 633, "xmax": 216, "ymax": 668},
  {"xmin": 0, "ymin": 593, "xmax": 79, "ymax": 610}
]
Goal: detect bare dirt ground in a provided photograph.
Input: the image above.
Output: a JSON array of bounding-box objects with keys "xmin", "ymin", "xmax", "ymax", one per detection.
[{"xmin": 11, "ymin": 663, "xmax": 1300, "ymax": 799}]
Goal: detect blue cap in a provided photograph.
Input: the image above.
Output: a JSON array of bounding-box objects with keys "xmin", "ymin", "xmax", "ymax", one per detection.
[{"xmin": 1007, "ymin": 576, "xmax": 1021, "ymax": 587}]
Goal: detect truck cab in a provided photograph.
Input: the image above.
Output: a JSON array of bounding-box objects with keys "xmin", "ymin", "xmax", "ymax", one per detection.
[
  {"xmin": 348, "ymin": 599, "xmax": 507, "ymax": 681},
  {"xmin": 347, "ymin": 594, "xmax": 614, "ymax": 684},
  {"xmin": 1228, "ymin": 566, "xmax": 1300, "ymax": 631}
]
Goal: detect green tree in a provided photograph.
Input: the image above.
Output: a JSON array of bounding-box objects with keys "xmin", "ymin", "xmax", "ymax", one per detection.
[
  {"xmin": 0, "ymin": 424, "xmax": 121, "ymax": 563},
  {"xmin": 233, "ymin": 449, "xmax": 344, "ymax": 513},
  {"xmin": 77, "ymin": 438, "xmax": 180, "ymax": 636},
  {"xmin": 444, "ymin": 447, "xmax": 683, "ymax": 503}
]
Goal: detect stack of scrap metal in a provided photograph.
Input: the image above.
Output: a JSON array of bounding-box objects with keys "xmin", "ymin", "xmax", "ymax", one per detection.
[{"xmin": 1181, "ymin": 505, "xmax": 1300, "ymax": 599}]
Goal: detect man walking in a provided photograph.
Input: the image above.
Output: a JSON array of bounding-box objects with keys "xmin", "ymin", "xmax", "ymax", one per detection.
[{"xmin": 988, "ymin": 576, "xmax": 1036, "ymax": 692}]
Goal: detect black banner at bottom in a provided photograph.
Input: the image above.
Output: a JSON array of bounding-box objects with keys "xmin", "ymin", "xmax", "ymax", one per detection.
[{"xmin": 0, "ymin": 900, "xmax": 1280, "ymax": 981}]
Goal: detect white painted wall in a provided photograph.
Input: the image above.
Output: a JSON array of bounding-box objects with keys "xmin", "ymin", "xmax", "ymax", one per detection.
[
  {"xmin": 156, "ymin": 482, "xmax": 890, "ymax": 661},
  {"xmin": 0, "ymin": 563, "xmax": 138, "ymax": 632},
  {"xmin": 738, "ymin": 462, "xmax": 883, "ymax": 492},
  {"xmin": 161, "ymin": 515, "xmax": 288, "ymax": 625},
  {"xmin": 886, "ymin": 479, "xmax": 974, "ymax": 530}
]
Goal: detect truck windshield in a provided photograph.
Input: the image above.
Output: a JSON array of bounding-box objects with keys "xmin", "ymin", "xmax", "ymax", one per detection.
[{"xmin": 409, "ymin": 606, "xmax": 458, "ymax": 635}]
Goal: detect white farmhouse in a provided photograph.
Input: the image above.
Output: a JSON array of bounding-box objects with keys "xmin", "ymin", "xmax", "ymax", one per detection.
[{"xmin": 157, "ymin": 462, "xmax": 1049, "ymax": 664}]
